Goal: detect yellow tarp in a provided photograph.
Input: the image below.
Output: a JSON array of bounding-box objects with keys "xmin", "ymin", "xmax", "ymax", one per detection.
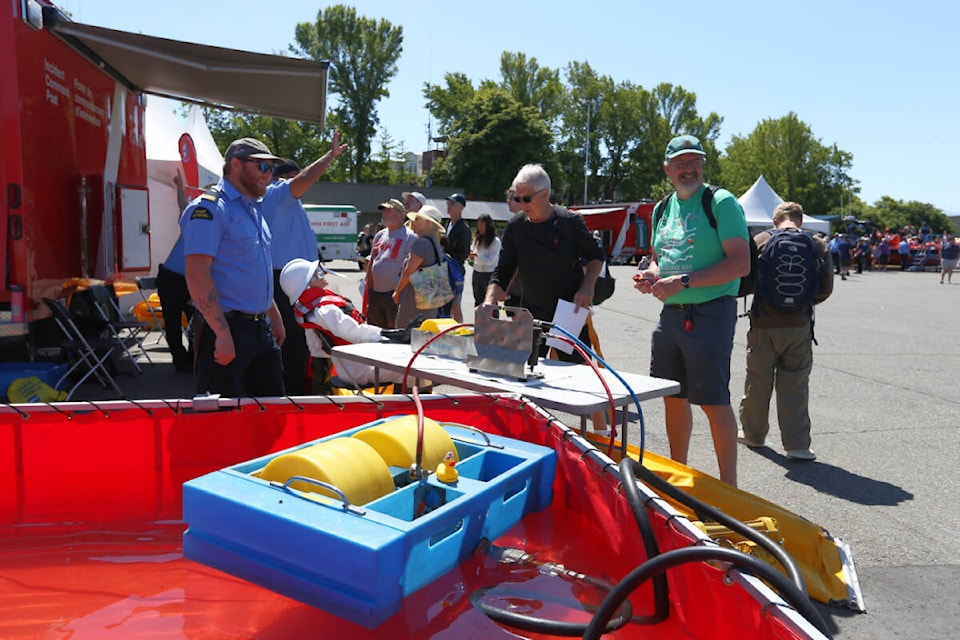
[{"xmin": 588, "ymin": 434, "xmax": 852, "ymax": 607}]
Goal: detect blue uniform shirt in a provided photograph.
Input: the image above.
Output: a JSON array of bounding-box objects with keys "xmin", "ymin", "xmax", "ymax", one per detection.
[
  {"xmin": 181, "ymin": 179, "xmax": 274, "ymax": 314},
  {"xmin": 162, "ymin": 235, "xmax": 186, "ymax": 275},
  {"xmin": 261, "ymin": 179, "xmax": 318, "ymax": 268}
]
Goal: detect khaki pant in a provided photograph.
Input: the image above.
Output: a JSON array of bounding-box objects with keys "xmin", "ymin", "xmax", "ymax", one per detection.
[{"xmin": 738, "ymin": 324, "xmax": 814, "ymax": 451}]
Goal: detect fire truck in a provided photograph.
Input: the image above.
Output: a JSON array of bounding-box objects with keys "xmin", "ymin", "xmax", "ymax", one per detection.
[
  {"xmin": 1, "ymin": 0, "xmax": 327, "ymax": 351},
  {"xmin": 570, "ymin": 202, "xmax": 656, "ymax": 265}
]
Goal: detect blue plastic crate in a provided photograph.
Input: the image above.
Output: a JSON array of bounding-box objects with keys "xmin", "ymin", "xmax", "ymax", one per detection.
[
  {"xmin": 0, "ymin": 362, "xmax": 67, "ymax": 401},
  {"xmin": 182, "ymin": 419, "xmax": 556, "ymax": 628}
]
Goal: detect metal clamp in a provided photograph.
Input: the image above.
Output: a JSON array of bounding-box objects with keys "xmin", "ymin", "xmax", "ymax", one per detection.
[
  {"xmin": 270, "ymin": 475, "xmax": 366, "ymax": 515},
  {"xmin": 446, "ymin": 423, "xmax": 505, "ymax": 449}
]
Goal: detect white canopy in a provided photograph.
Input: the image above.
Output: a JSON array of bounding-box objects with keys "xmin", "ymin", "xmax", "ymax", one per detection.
[
  {"xmin": 145, "ymin": 99, "xmax": 224, "ymax": 274},
  {"xmin": 738, "ymin": 175, "xmax": 830, "ymax": 234}
]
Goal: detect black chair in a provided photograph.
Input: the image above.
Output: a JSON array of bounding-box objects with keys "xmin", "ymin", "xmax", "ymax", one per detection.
[
  {"xmin": 135, "ymin": 276, "xmax": 165, "ymax": 346},
  {"xmin": 42, "ymin": 297, "xmax": 124, "ymax": 400},
  {"xmin": 87, "ymin": 284, "xmax": 153, "ymax": 371}
]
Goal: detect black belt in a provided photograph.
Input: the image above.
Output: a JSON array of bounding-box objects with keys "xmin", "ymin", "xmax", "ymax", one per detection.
[
  {"xmin": 225, "ymin": 311, "xmax": 266, "ymax": 321},
  {"xmin": 665, "ymin": 296, "xmax": 731, "ymax": 311}
]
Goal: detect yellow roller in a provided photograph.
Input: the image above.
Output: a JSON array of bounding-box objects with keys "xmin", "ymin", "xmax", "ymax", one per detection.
[
  {"xmin": 352, "ymin": 415, "xmax": 458, "ymax": 472},
  {"xmin": 260, "ymin": 437, "xmax": 395, "ymax": 506}
]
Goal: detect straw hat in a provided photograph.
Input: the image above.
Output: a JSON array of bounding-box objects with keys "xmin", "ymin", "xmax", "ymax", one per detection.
[{"xmin": 406, "ymin": 205, "xmax": 443, "ymax": 231}]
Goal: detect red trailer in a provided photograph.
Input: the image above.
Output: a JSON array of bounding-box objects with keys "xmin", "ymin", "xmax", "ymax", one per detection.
[
  {"xmin": 1, "ymin": 0, "xmax": 327, "ymax": 349},
  {"xmin": 571, "ymin": 202, "xmax": 656, "ymax": 265}
]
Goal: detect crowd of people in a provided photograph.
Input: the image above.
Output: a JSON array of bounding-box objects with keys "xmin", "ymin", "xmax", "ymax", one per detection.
[
  {"xmin": 155, "ymin": 130, "xmax": 954, "ymax": 488},
  {"xmin": 825, "ymin": 226, "xmax": 958, "ymax": 278}
]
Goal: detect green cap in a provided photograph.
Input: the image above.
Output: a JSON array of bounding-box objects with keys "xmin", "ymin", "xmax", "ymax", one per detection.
[{"xmin": 665, "ymin": 135, "xmax": 706, "ymax": 160}]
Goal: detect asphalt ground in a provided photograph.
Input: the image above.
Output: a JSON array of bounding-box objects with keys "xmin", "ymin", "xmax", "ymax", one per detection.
[{"xmin": 81, "ymin": 260, "xmax": 960, "ymax": 640}]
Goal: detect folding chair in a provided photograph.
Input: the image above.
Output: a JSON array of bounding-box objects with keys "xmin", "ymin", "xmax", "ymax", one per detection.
[
  {"xmin": 87, "ymin": 284, "xmax": 153, "ymax": 371},
  {"xmin": 42, "ymin": 298, "xmax": 124, "ymax": 400},
  {"xmin": 135, "ymin": 276, "xmax": 165, "ymax": 345}
]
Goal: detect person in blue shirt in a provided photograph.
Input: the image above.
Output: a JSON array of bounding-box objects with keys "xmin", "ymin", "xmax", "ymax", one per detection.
[
  {"xmin": 157, "ymin": 170, "xmax": 194, "ymax": 373},
  {"xmin": 261, "ymin": 131, "xmax": 347, "ymax": 394},
  {"xmin": 182, "ymin": 137, "xmax": 286, "ymax": 397}
]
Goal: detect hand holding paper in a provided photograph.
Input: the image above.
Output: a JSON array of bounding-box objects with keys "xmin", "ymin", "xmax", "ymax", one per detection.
[{"xmin": 545, "ymin": 299, "xmax": 590, "ymax": 355}]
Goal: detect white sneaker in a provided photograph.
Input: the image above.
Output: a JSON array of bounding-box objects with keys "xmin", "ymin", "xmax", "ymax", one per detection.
[{"xmin": 786, "ymin": 449, "xmax": 816, "ymax": 461}]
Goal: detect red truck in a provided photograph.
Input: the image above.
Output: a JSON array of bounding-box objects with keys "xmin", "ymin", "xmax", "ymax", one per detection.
[
  {"xmin": 570, "ymin": 202, "xmax": 656, "ymax": 265},
  {"xmin": 1, "ymin": 0, "xmax": 327, "ymax": 350}
]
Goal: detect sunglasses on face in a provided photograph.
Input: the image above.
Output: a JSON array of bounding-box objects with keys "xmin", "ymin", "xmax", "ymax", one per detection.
[
  {"xmin": 512, "ymin": 188, "xmax": 545, "ymax": 203},
  {"xmin": 240, "ymin": 158, "xmax": 274, "ymax": 173}
]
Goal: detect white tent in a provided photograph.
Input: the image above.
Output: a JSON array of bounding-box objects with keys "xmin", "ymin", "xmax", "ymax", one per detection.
[
  {"xmin": 144, "ymin": 98, "xmax": 223, "ymax": 275},
  {"xmin": 738, "ymin": 175, "xmax": 830, "ymax": 235}
]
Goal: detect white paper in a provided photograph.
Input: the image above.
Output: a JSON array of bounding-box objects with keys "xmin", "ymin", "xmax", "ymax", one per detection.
[{"xmin": 545, "ymin": 299, "xmax": 590, "ymax": 355}]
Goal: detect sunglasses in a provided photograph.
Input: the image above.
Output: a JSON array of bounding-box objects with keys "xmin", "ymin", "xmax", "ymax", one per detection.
[
  {"xmin": 512, "ymin": 188, "xmax": 545, "ymax": 203},
  {"xmin": 240, "ymin": 158, "xmax": 274, "ymax": 173}
]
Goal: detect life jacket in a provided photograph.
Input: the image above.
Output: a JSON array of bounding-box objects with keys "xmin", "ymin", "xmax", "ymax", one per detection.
[{"xmin": 293, "ymin": 288, "xmax": 365, "ymax": 354}]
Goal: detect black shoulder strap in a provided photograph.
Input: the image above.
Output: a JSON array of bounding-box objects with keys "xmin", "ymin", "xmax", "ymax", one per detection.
[
  {"xmin": 653, "ymin": 194, "xmax": 671, "ymax": 232},
  {"xmin": 701, "ymin": 184, "xmax": 721, "ymax": 229}
]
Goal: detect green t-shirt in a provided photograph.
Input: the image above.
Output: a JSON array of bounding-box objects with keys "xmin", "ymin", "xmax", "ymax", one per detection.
[{"xmin": 653, "ymin": 185, "xmax": 748, "ymax": 304}]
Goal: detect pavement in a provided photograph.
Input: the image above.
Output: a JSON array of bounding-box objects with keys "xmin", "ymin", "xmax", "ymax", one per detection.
[{"xmin": 74, "ymin": 260, "xmax": 960, "ymax": 640}]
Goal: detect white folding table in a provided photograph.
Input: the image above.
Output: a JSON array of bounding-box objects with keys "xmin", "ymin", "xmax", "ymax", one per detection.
[{"xmin": 331, "ymin": 343, "xmax": 680, "ymax": 442}]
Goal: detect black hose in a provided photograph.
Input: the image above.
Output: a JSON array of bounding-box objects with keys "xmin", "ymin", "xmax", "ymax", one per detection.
[
  {"xmin": 630, "ymin": 460, "xmax": 807, "ymax": 596},
  {"xmin": 617, "ymin": 457, "xmax": 670, "ymax": 623},
  {"xmin": 583, "ymin": 546, "xmax": 833, "ymax": 640},
  {"xmin": 469, "ymin": 580, "xmax": 632, "ymax": 637}
]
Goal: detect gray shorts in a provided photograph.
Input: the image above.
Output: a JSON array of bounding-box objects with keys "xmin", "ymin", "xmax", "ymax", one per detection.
[
  {"xmin": 650, "ymin": 296, "xmax": 737, "ymax": 406},
  {"xmin": 942, "ymin": 258, "xmax": 958, "ymax": 270}
]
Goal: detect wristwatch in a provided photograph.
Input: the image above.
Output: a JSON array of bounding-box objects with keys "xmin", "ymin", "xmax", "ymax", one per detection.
[{"xmin": 680, "ymin": 274, "xmax": 691, "ymax": 289}]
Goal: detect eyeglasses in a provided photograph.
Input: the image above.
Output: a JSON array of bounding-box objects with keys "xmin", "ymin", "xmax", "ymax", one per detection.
[
  {"xmin": 670, "ymin": 157, "xmax": 703, "ymax": 170},
  {"xmin": 239, "ymin": 158, "xmax": 274, "ymax": 173},
  {"xmin": 512, "ymin": 188, "xmax": 545, "ymax": 203}
]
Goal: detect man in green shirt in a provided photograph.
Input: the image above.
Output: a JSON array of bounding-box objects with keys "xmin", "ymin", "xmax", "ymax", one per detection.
[{"xmin": 633, "ymin": 135, "xmax": 751, "ymax": 487}]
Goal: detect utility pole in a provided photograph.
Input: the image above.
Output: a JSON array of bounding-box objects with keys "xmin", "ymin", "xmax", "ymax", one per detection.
[{"xmin": 582, "ymin": 98, "xmax": 597, "ymax": 204}]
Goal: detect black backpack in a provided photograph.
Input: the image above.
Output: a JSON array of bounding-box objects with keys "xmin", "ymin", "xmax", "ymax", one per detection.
[
  {"xmin": 755, "ymin": 229, "xmax": 822, "ymax": 313},
  {"xmin": 654, "ymin": 185, "xmax": 757, "ymax": 297}
]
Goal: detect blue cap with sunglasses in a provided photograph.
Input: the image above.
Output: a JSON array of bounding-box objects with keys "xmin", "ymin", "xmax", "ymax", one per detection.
[{"xmin": 224, "ymin": 137, "xmax": 282, "ymax": 162}]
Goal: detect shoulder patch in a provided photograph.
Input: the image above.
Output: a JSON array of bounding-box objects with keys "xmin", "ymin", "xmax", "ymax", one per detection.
[
  {"xmin": 190, "ymin": 207, "xmax": 214, "ymax": 221},
  {"xmin": 200, "ymin": 193, "xmax": 218, "ymax": 202}
]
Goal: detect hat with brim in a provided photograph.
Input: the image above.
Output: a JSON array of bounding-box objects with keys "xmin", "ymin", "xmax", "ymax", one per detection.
[
  {"xmin": 406, "ymin": 205, "xmax": 444, "ymax": 231},
  {"xmin": 378, "ymin": 198, "xmax": 406, "ymax": 213},
  {"xmin": 225, "ymin": 137, "xmax": 282, "ymax": 161},
  {"xmin": 664, "ymin": 134, "xmax": 706, "ymax": 160}
]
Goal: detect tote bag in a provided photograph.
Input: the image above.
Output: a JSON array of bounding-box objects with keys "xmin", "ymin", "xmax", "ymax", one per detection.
[{"xmin": 408, "ymin": 239, "xmax": 454, "ymax": 309}]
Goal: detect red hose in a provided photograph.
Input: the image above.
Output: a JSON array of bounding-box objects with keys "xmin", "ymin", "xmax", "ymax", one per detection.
[{"xmin": 402, "ymin": 323, "xmax": 474, "ymax": 389}]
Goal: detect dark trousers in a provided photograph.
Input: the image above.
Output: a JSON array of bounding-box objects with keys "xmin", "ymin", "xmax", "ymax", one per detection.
[
  {"xmin": 273, "ymin": 270, "xmax": 309, "ymax": 395},
  {"xmin": 195, "ymin": 314, "xmax": 284, "ymax": 397},
  {"xmin": 472, "ymin": 271, "xmax": 493, "ymax": 306},
  {"xmin": 366, "ymin": 289, "xmax": 398, "ymax": 329},
  {"xmin": 156, "ymin": 264, "xmax": 193, "ymax": 370}
]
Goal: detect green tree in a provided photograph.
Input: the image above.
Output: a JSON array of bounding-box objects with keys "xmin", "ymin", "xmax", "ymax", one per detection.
[
  {"xmin": 498, "ymin": 52, "xmax": 564, "ymax": 129},
  {"xmin": 868, "ymin": 197, "xmax": 955, "ymax": 235},
  {"xmin": 202, "ymin": 108, "xmax": 334, "ymax": 176},
  {"xmin": 439, "ymin": 88, "xmax": 555, "ymax": 199},
  {"xmin": 291, "ymin": 5, "xmax": 402, "ymax": 182},
  {"xmin": 720, "ymin": 112, "xmax": 854, "ymax": 216},
  {"xmin": 617, "ymin": 83, "xmax": 722, "ymax": 201},
  {"xmin": 423, "ymin": 72, "xmax": 477, "ymax": 142}
]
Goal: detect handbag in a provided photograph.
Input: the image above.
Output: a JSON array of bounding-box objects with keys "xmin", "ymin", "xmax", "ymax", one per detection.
[
  {"xmin": 592, "ymin": 260, "xmax": 616, "ymax": 305},
  {"xmin": 408, "ymin": 239, "xmax": 454, "ymax": 309}
]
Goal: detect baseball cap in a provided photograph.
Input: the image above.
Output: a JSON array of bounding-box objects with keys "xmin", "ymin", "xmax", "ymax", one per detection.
[
  {"xmin": 225, "ymin": 137, "xmax": 282, "ymax": 161},
  {"xmin": 402, "ymin": 191, "xmax": 426, "ymax": 205},
  {"xmin": 445, "ymin": 193, "xmax": 466, "ymax": 206},
  {"xmin": 377, "ymin": 198, "xmax": 406, "ymax": 213},
  {"xmin": 664, "ymin": 135, "xmax": 706, "ymax": 160},
  {"xmin": 272, "ymin": 159, "xmax": 300, "ymax": 179}
]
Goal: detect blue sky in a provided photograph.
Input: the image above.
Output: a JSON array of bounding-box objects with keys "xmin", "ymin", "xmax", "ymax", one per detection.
[{"xmin": 56, "ymin": 0, "xmax": 959, "ymax": 214}]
